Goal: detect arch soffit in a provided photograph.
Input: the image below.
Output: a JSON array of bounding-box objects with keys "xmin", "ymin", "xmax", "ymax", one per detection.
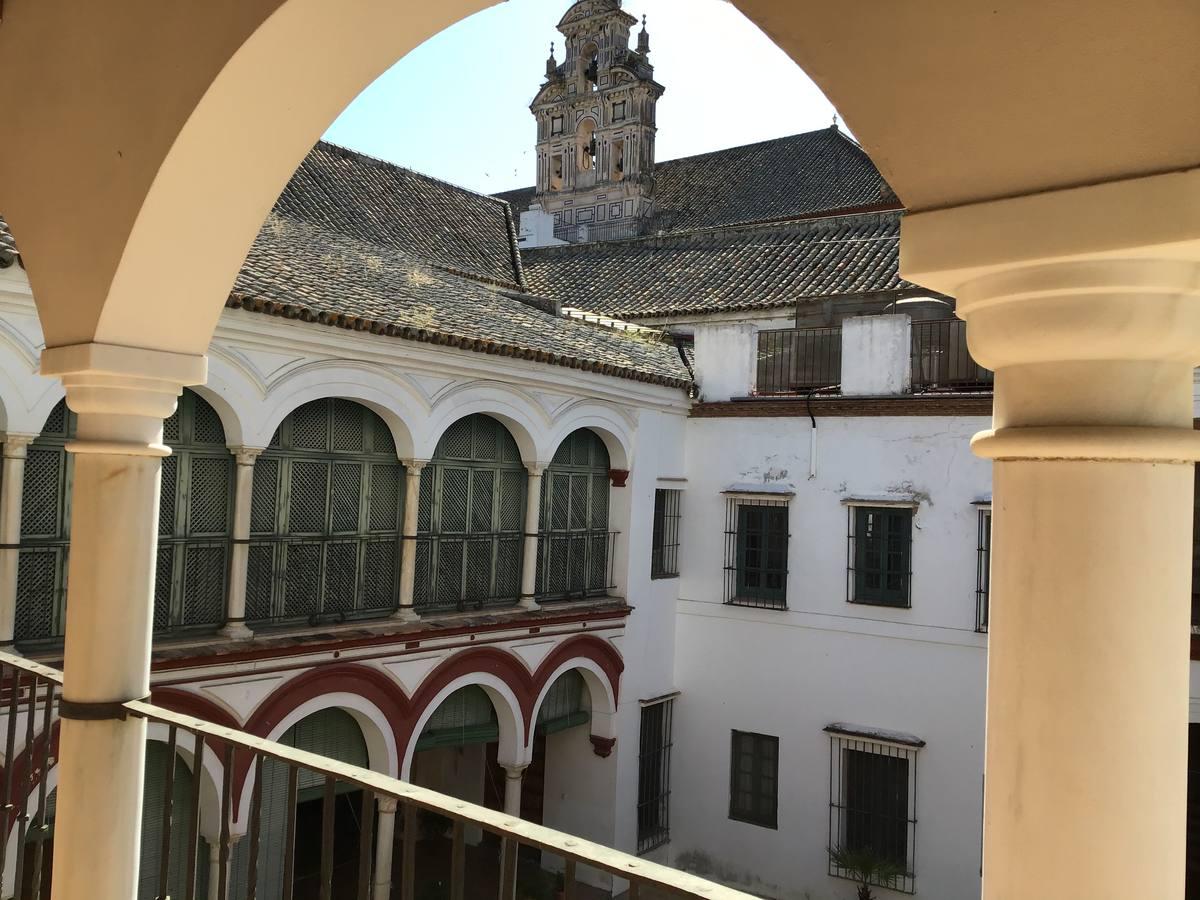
[
  {"xmin": 421, "ymin": 385, "xmax": 548, "ymax": 464},
  {"xmin": 544, "ymin": 406, "xmax": 636, "ymax": 471}
]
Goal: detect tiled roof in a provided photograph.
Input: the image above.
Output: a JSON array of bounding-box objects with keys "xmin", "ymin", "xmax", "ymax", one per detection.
[
  {"xmin": 281, "ymin": 143, "xmax": 524, "ymax": 288},
  {"xmin": 232, "ymin": 155, "xmax": 690, "ymax": 387},
  {"xmin": 518, "ymin": 211, "xmax": 916, "ymax": 319},
  {"xmin": 494, "ymin": 127, "xmax": 899, "ymax": 234}
]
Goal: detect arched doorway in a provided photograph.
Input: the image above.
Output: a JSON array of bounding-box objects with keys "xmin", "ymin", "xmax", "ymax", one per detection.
[
  {"xmin": 14, "ymin": 390, "xmax": 234, "ymax": 645},
  {"xmin": 415, "ymin": 415, "xmax": 526, "ymax": 613},
  {"xmin": 247, "ymin": 398, "xmax": 403, "ymax": 626}
]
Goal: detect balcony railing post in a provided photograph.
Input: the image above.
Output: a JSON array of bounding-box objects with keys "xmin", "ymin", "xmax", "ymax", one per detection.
[
  {"xmin": 395, "ymin": 460, "xmax": 428, "ymax": 622},
  {"xmin": 372, "ymin": 796, "xmax": 399, "ymax": 900},
  {"xmin": 519, "ymin": 465, "xmax": 547, "ymax": 611},
  {"xmin": 221, "ymin": 448, "xmax": 261, "ymax": 640},
  {"xmin": 40, "ymin": 342, "xmax": 206, "ymax": 900},
  {"xmin": 0, "ymin": 434, "xmax": 33, "ymax": 649}
]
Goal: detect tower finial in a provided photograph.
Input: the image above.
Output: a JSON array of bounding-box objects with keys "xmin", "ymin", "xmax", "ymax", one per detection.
[{"xmin": 638, "ymin": 13, "xmax": 650, "ymax": 54}]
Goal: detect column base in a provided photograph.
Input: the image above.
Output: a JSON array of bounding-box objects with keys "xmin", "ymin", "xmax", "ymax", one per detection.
[
  {"xmin": 218, "ymin": 620, "xmax": 254, "ymax": 641},
  {"xmin": 392, "ymin": 607, "xmax": 421, "ymax": 624},
  {"xmin": 518, "ymin": 596, "xmax": 541, "ymax": 612}
]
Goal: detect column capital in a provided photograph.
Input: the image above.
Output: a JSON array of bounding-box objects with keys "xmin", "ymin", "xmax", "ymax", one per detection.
[
  {"xmin": 502, "ymin": 763, "xmax": 530, "ymax": 779},
  {"xmin": 525, "ymin": 462, "xmax": 548, "ymax": 477},
  {"xmin": 2, "ymin": 434, "xmax": 36, "ymax": 459},
  {"xmin": 40, "ymin": 342, "xmax": 207, "ymax": 456},
  {"xmin": 232, "ymin": 447, "xmax": 263, "ymax": 467},
  {"xmin": 901, "ymin": 169, "xmax": 1200, "ymax": 463},
  {"xmin": 377, "ymin": 796, "xmax": 399, "ymax": 815},
  {"xmin": 401, "ymin": 458, "xmax": 430, "ymax": 472}
]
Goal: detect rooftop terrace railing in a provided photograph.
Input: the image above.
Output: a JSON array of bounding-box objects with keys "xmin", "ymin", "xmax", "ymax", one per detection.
[
  {"xmin": 910, "ymin": 319, "xmax": 993, "ymax": 392},
  {"xmin": 0, "ymin": 651, "xmax": 749, "ymax": 900},
  {"xmin": 755, "ymin": 326, "xmax": 842, "ymax": 396}
]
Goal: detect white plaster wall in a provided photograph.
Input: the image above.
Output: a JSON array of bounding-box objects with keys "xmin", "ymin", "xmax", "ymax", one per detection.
[
  {"xmin": 841, "ymin": 314, "xmax": 912, "ymax": 396},
  {"xmin": 692, "ymin": 323, "xmax": 757, "ymax": 402},
  {"xmin": 543, "ymin": 724, "xmax": 616, "ymax": 891},
  {"xmin": 671, "ymin": 414, "xmax": 992, "ymax": 900}
]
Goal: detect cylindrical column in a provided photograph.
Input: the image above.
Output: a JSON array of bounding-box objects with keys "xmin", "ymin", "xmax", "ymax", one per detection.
[
  {"xmin": 42, "ymin": 342, "xmax": 205, "ymax": 900},
  {"xmin": 220, "ymin": 448, "xmax": 260, "ymax": 640},
  {"xmin": 372, "ymin": 797, "xmax": 398, "ymax": 900},
  {"xmin": 518, "ymin": 465, "xmax": 545, "ymax": 611},
  {"xmin": 206, "ymin": 841, "xmax": 221, "ymax": 900},
  {"xmin": 0, "ymin": 434, "xmax": 33, "ymax": 648},
  {"xmin": 395, "ymin": 460, "xmax": 427, "ymax": 622},
  {"xmin": 502, "ymin": 765, "xmax": 527, "ymax": 818},
  {"xmin": 903, "ymin": 177, "xmax": 1200, "ymax": 900}
]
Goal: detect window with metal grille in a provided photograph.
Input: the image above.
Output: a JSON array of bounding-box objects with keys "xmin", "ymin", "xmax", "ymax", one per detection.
[
  {"xmin": 826, "ymin": 726, "xmax": 920, "ymax": 894},
  {"xmin": 415, "ymin": 414, "xmax": 526, "ymax": 613},
  {"xmin": 723, "ymin": 497, "xmax": 789, "ymax": 608},
  {"xmin": 246, "ymin": 398, "xmax": 401, "ymax": 626},
  {"xmin": 637, "ymin": 699, "xmax": 674, "ymax": 853},
  {"xmin": 729, "ymin": 730, "xmax": 778, "ymax": 829},
  {"xmin": 15, "ymin": 391, "xmax": 234, "ymax": 645},
  {"xmin": 976, "ymin": 506, "xmax": 991, "ymax": 633},
  {"xmin": 536, "ymin": 429, "xmax": 615, "ymax": 602},
  {"xmin": 651, "ymin": 489, "xmax": 681, "ymax": 579},
  {"xmin": 846, "ymin": 505, "xmax": 913, "ymax": 608}
]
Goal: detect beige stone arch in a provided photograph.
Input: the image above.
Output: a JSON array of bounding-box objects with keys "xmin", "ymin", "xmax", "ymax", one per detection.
[{"xmin": 420, "ymin": 383, "xmax": 548, "ymax": 465}]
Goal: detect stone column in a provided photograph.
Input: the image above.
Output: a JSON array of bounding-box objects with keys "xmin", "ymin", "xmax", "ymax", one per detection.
[
  {"xmin": 371, "ymin": 797, "xmax": 398, "ymax": 900},
  {"xmin": 220, "ymin": 448, "xmax": 260, "ymax": 640},
  {"xmin": 518, "ymin": 465, "xmax": 546, "ymax": 611},
  {"xmin": 502, "ymin": 764, "xmax": 528, "ymax": 818},
  {"xmin": 0, "ymin": 434, "xmax": 34, "ymax": 648},
  {"xmin": 903, "ymin": 168, "xmax": 1200, "ymax": 900},
  {"xmin": 206, "ymin": 841, "xmax": 220, "ymax": 900},
  {"xmin": 395, "ymin": 460, "xmax": 427, "ymax": 622},
  {"xmin": 40, "ymin": 342, "xmax": 205, "ymax": 900}
]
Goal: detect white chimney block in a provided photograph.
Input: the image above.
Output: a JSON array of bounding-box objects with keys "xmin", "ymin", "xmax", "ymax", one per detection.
[
  {"xmin": 517, "ymin": 206, "xmax": 566, "ymax": 248},
  {"xmin": 841, "ymin": 314, "xmax": 912, "ymax": 396},
  {"xmin": 693, "ymin": 322, "xmax": 759, "ymax": 402}
]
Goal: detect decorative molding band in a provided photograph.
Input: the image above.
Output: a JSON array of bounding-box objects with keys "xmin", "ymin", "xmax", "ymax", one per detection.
[
  {"xmin": 971, "ymin": 425, "xmax": 1200, "ymax": 463},
  {"xmin": 691, "ymin": 395, "xmax": 993, "ymax": 418}
]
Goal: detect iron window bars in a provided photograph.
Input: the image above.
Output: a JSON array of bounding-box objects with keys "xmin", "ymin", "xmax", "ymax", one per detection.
[
  {"xmin": 846, "ymin": 505, "xmax": 913, "ymax": 608},
  {"xmin": 247, "ymin": 398, "xmax": 402, "ymax": 626},
  {"xmin": 826, "ymin": 726, "xmax": 921, "ymax": 894},
  {"xmin": 414, "ymin": 414, "xmax": 527, "ymax": 614},
  {"xmin": 910, "ymin": 318, "xmax": 993, "ymax": 392},
  {"xmin": 724, "ymin": 497, "xmax": 789, "ymax": 609},
  {"xmin": 729, "ymin": 731, "xmax": 778, "ymax": 829},
  {"xmin": 15, "ymin": 392, "xmax": 235, "ymax": 645},
  {"xmin": 651, "ymin": 489, "xmax": 681, "ymax": 579},
  {"xmin": 755, "ymin": 326, "xmax": 842, "ymax": 396},
  {"xmin": 637, "ymin": 698, "xmax": 675, "ymax": 854},
  {"xmin": 976, "ymin": 506, "xmax": 992, "ymax": 633},
  {"xmin": 536, "ymin": 430, "xmax": 613, "ymax": 602},
  {"xmin": 0, "ymin": 651, "xmax": 750, "ymax": 900}
]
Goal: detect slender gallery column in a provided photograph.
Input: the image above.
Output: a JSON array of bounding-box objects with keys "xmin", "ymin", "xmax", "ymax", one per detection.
[
  {"xmin": 395, "ymin": 460, "xmax": 427, "ymax": 622},
  {"xmin": 502, "ymin": 764, "xmax": 528, "ymax": 818},
  {"xmin": 0, "ymin": 434, "xmax": 33, "ymax": 648},
  {"xmin": 372, "ymin": 797, "xmax": 398, "ymax": 900},
  {"xmin": 220, "ymin": 448, "xmax": 260, "ymax": 640},
  {"xmin": 41, "ymin": 342, "xmax": 206, "ymax": 900},
  {"xmin": 518, "ymin": 465, "xmax": 546, "ymax": 611},
  {"xmin": 903, "ymin": 168, "xmax": 1200, "ymax": 900}
]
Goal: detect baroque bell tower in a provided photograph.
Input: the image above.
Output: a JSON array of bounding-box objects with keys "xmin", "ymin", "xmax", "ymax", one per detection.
[{"xmin": 529, "ymin": 0, "xmax": 664, "ymax": 242}]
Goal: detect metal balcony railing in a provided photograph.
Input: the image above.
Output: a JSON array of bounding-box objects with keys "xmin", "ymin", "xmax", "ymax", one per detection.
[
  {"xmin": 412, "ymin": 532, "xmax": 525, "ymax": 614},
  {"xmin": 0, "ymin": 652, "xmax": 750, "ymax": 900},
  {"xmin": 755, "ymin": 327, "xmax": 842, "ymax": 396},
  {"xmin": 553, "ymin": 220, "xmax": 644, "ymax": 244},
  {"xmin": 535, "ymin": 531, "xmax": 618, "ymax": 602},
  {"xmin": 910, "ymin": 319, "xmax": 993, "ymax": 392}
]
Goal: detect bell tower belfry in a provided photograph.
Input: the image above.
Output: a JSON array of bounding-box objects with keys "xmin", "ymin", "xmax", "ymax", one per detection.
[{"xmin": 529, "ymin": 1, "xmax": 664, "ymax": 242}]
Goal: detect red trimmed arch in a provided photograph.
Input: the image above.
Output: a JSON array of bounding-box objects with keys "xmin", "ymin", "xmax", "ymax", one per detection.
[
  {"xmin": 151, "ymin": 687, "xmax": 242, "ymax": 730},
  {"xmin": 531, "ymin": 635, "xmax": 624, "ymax": 711}
]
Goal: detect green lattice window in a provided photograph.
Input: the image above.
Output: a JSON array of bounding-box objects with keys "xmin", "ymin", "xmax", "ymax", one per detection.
[
  {"xmin": 414, "ymin": 414, "xmax": 526, "ymax": 613},
  {"xmin": 246, "ymin": 398, "xmax": 402, "ymax": 625},
  {"xmin": 536, "ymin": 429, "xmax": 613, "ymax": 601},
  {"xmin": 416, "ymin": 685, "xmax": 500, "ymax": 750},
  {"xmin": 15, "ymin": 391, "xmax": 234, "ymax": 645},
  {"xmin": 536, "ymin": 669, "xmax": 590, "ymax": 734}
]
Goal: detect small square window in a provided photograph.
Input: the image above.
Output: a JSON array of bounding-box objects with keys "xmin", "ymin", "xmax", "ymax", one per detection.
[
  {"xmin": 651, "ymin": 489, "xmax": 681, "ymax": 578},
  {"xmin": 729, "ymin": 731, "xmax": 778, "ymax": 829},
  {"xmin": 724, "ymin": 498, "xmax": 788, "ymax": 608},
  {"xmin": 847, "ymin": 506, "xmax": 912, "ymax": 607},
  {"xmin": 551, "ymin": 115, "xmax": 564, "ymax": 135}
]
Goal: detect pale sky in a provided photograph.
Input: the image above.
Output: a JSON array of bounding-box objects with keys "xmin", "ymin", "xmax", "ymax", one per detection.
[{"xmin": 324, "ymin": 0, "xmax": 839, "ymax": 195}]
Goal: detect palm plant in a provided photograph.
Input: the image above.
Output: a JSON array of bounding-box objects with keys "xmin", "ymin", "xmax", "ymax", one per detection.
[{"xmin": 828, "ymin": 845, "xmax": 907, "ymax": 900}]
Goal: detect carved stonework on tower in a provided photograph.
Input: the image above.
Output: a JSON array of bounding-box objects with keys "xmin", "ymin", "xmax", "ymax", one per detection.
[{"xmin": 529, "ymin": 0, "xmax": 664, "ymax": 244}]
